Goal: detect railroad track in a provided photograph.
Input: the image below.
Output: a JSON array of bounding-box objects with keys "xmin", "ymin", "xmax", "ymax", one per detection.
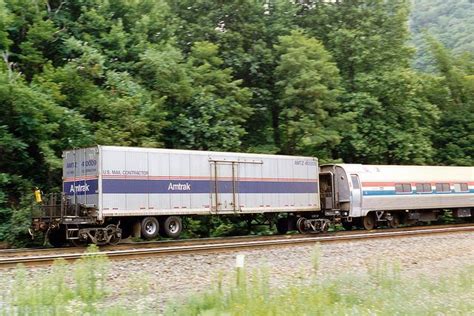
[{"xmin": 1, "ymin": 224, "xmax": 473, "ymax": 268}]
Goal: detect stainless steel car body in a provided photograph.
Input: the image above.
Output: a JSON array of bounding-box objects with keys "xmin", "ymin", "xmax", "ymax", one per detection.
[{"xmin": 321, "ymin": 164, "xmax": 474, "ymax": 217}]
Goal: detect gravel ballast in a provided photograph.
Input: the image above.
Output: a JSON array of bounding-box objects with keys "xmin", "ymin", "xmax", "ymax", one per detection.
[{"xmin": 1, "ymin": 231, "xmax": 473, "ymax": 311}]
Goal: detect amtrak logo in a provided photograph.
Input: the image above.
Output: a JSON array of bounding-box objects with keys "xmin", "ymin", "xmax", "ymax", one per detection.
[
  {"xmin": 69, "ymin": 183, "xmax": 90, "ymax": 193},
  {"xmin": 168, "ymin": 182, "xmax": 191, "ymax": 191}
]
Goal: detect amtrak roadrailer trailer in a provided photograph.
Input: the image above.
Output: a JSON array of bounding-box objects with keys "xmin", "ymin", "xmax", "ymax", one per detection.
[{"xmin": 31, "ymin": 146, "xmax": 327, "ymax": 246}]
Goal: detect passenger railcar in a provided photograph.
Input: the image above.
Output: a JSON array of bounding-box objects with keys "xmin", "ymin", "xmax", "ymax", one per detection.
[{"xmin": 320, "ymin": 164, "xmax": 474, "ymax": 230}]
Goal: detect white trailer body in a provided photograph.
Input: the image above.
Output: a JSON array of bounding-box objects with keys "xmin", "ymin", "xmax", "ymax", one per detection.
[{"xmin": 63, "ymin": 146, "xmax": 320, "ymax": 220}]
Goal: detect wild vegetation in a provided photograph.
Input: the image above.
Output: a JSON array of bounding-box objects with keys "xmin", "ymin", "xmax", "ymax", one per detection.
[
  {"xmin": 411, "ymin": 0, "xmax": 474, "ymax": 71},
  {"xmin": 0, "ymin": 0, "xmax": 473, "ymax": 244},
  {"xmin": 1, "ymin": 245, "xmax": 473, "ymax": 315},
  {"xmin": 169, "ymin": 262, "xmax": 474, "ymax": 315}
]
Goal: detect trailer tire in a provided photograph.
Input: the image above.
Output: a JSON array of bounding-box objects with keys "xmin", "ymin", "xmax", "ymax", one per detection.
[
  {"xmin": 161, "ymin": 216, "xmax": 183, "ymax": 239},
  {"xmin": 141, "ymin": 217, "xmax": 159, "ymax": 240}
]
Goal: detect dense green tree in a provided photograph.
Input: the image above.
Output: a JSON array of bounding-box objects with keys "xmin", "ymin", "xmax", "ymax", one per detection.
[
  {"xmin": 274, "ymin": 30, "xmax": 348, "ymax": 158},
  {"xmin": 296, "ymin": 0, "xmax": 413, "ymax": 89},
  {"xmin": 168, "ymin": 0, "xmax": 298, "ymax": 152},
  {"xmin": 172, "ymin": 41, "xmax": 252, "ymax": 151},
  {"xmin": 95, "ymin": 70, "xmax": 167, "ymax": 147},
  {"xmin": 339, "ymin": 69, "xmax": 439, "ymax": 164},
  {"xmin": 138, "ymin": 41, "xmax": 252, "ymax": 150},
  {"xmin": 0, "ymin": 0, "xmax": 12, "ymax": 51},
  {"xmin": 410, "ymin": 0, "xmax": 474, "ymax": 71},
  {"xmin": 426, "ymin": 37, "xmax": 474, "ymax": 165},
  {"xmin": 296, "ymin": 0, "xmax": 439, "ymax": 164}
]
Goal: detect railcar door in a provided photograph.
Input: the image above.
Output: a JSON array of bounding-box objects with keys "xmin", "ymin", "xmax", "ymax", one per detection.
[
  {"xmin": 210, "ymin": 161, "xmax": 239, "ymax": 213},
  {"xmin": 350, "ymin": 174, "xmax": 362, "ymax": 217},
  {"xmin": 319, "ymin": 172, "xmax": 335, "ymax": 210}
]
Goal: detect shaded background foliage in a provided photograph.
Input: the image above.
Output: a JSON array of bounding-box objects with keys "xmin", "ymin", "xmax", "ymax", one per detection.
[{"xmin": 0, "ymin": 0, "xmax": 472, "ymax": 244}]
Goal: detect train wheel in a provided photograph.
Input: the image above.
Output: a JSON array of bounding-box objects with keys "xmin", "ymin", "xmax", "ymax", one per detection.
[
  {"xmin": 109, "ymin": 234, "xmax": 121, "ymax": 245},
  {"xmin": 69, "ymin": 225, "xmax": 88, "ymax": 247},
  {"xmin": 388, "ymin": 214, "xmax": 400, "ymax": 228},
  {"xmin": 296, "ymin": 217, "xmax": 308, "ymax": 234},
  {"xmin": 141, "ymin": 217, "xmax": 159, "ymax": 240},
  {"xmin": 276, "ymin": 218, "xmax": 289, "ymax": 234},
  {"xmin": 161, "ymin": 216, "xmax": 183, "ymax": 239},
  {"xmin": 71, "ymin": 238, "xmax": 88, "ymax": 247},
  {"xmin": 106, "ymin": 224, "xmax": 121, "ymax": 245},
  {"xmin": 362, "ymin": 213, "xmax": 376, "ymax": 230}
]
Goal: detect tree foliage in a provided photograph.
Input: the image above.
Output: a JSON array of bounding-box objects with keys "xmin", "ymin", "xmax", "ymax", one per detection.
[
  {"xmin": 274, "ymin": 30, "xmax": 347, "ymax": 158},
  {"xmin": 0, "ymin": 0, "xmax": 472, "ymax": 244},
  {"xmin": 426, "ymin": 36, "xmax": 474, "ymax": 165},
  {"xmin": 411, "ymin": 0, "xmax": 474, "ymax": 71}
]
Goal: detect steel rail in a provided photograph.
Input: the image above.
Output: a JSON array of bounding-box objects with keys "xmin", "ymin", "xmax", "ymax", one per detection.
[
  {"xmin": 1, "ymin": 225, "xmax": 473, "ymax": 268},
  {"xmin": 1, "ymin": 223, "xmax": 471, "ymax": 257}
]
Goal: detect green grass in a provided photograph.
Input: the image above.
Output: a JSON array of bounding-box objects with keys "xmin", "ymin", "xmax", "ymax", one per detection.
[
  {"xmin": 167, "ymin": 266, "xmax": 474, "ymax": 315},
  {"xmin": 1, "ymin": 245, "xmax": 473, "ymax": 315},
  {"xmin": 167, "ymin": 246, "xmax": 474, "ymax": 316},
  {"xmin": 0, "ymin": 245, "xmax": 128, "ymax": 315}
]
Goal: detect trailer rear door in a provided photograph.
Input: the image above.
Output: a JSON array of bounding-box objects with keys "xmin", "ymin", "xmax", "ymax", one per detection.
[
  {"xmin": 63, "ymin": 147, "xmax": 99, "ymax": 215},
  {"xmin": 210, "ymin": 161, "xmax": 239, "ymax": 213}
]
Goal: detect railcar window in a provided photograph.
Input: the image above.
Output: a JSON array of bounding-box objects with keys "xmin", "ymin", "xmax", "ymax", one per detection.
[
  {"xmin": 415, "ymin": 183, "xmax": 432, "ymax": 193},
  {"xmin": 435, "ymin": 183, "xmax": 451, "ymax": 192},
  {"xmin": 454, "ymin": 183, "xmax": 469, "ymax": 192},
  {"xmin": 351, "ymin": 175, "xmax": 360, "ymax": 189},
  {"xmin": 395, "ymin": 183, "xmax": 412, "ymax": 193}
]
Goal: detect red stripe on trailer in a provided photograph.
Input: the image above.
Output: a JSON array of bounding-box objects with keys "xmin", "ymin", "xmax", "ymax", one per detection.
[
  {"xmin": 100, "ymin": 175, "xmax": 318, "ymax": 182},
  {"xmin": 63, "ymin": 176, "xmax": 98, "ymax": 181}
]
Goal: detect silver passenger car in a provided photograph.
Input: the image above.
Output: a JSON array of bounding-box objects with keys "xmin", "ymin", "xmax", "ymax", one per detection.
[{"xmin": 320, "ymin": 164, "xmax": 474, "ymax": 229}]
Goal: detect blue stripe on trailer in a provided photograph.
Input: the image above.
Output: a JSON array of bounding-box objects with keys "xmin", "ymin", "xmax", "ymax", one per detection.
[{"xmin": 63, "ymin": 179, "xmax": 318, "ymax": 195}]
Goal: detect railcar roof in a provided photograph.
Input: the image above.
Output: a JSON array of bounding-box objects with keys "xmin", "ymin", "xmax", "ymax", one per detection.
[
  {"xmin": 322, "ymin": 163, "xmax": 474, "ymax": 182},
  {"xmin": 63, "ymin": 145, "xmax": 318, "ymax": 161}
]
